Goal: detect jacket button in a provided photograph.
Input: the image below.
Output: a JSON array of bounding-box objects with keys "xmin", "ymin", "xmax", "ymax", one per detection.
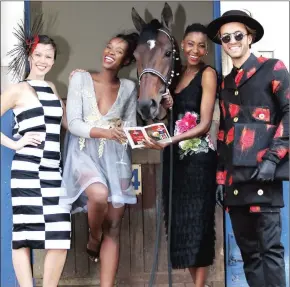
[
  {"xmin": 234, "ymin": 90, "xmax": 239, "ymax": 96},
  {"xmin": 233, "ymin": 117, "xmax": 239, "ymax": 122},
  {"xmin": 259, "ymin": 113, "xmax": 265, "ymax": 120},
  {"xmin": 233, "ymin": 189, "xmax": 239, "ymax": 195},
  {"xmin": 257, "ymin": 189, "xmax": 264, "ymax": 196}
]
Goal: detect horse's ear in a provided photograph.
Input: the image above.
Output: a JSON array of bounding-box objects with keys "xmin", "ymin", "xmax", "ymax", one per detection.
[
  {"xmin": 161, "ymin": 2, "xmax": 173, "ymax": 32},
  {"xmin": 131, "ymin": 7, "xmax": 146, "ymax": 32}
]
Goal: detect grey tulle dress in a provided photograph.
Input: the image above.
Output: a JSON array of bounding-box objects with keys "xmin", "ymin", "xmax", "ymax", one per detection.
[{"xmin": 60, "ymin": 72, "xmax": 138, "ymax": 212}]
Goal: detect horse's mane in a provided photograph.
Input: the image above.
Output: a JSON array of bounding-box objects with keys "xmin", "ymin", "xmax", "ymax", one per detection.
[{"xmin": 170, "ymin": 37, "xmax": 182, "ymax": 94}]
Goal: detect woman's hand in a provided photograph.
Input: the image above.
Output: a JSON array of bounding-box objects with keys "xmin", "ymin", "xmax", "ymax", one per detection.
[
  {"xmin": 106, "ymin": 127, "xmax": 127, "ymax": 143},
  {"xmin": 69, "ymin": 69, "xmax": 87, "ymax": 80},
  {"xmin": 161, "ymin": 90, "xmax": 173, "ymax": 110},
  {"xmin": 14, "ymin": 132, "xmax": 42, "ymax": 150},
  {"xmin": 143, "ymin": 138, "xmax": 169, "ymax": 150}
]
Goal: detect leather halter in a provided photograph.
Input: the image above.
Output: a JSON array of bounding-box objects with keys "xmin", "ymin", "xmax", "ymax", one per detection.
[{"xmin": 137, "ymin": 28, "xmax": 179, "ymax": 90}]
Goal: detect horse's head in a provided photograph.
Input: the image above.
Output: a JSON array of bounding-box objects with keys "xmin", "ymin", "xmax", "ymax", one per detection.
[{"xmin": 132, "ymin": 3, "xmax": 181, "ymax": 120}]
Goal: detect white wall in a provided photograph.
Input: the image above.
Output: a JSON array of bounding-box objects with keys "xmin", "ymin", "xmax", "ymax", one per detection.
[
  {"xmin": 1, "ymin": 1, "xmax": 24, "ymax": 67},
  {"xmin": 220, "ymin": 1, "xmax": 289, "ymax": 74},
  {"xmin": 1, "ymin": 1, "xmax": 24, "ymax": 86}
]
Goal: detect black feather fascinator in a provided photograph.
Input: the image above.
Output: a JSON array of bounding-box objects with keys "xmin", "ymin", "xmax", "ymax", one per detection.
[{"xmin": 7, "ymin": 14, "xmax": 44, "ymax": 81}]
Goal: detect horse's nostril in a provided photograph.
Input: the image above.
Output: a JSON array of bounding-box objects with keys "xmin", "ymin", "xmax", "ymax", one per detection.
[
  {"xmin": 138, "ymin": 99, "xmax": 159, "ymax": 120},
  {"xmin": 151, "ymin": 99, "xmax": 157, "ymax": 108}
]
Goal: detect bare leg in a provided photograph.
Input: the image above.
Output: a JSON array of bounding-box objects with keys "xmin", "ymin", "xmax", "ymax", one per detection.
[
  {"xmin": 195, "ymin": 266, "xmax": 209, "ymax": 287},
  {"xmin": 12, "ymin": 248, "xmax": 33, "ymax": 287},
  {"xmin": 188, "ymin": 267, "xmax": 197, "ymax": 284},
  {"xmin": 100, "ymin": 203, "xmax": 125, "ymax": 287},
  {"xmin": 85, "ymin": 183, "xmax": 108, "ymax": 253},
  {"xmin": 42, "ymin": 249, "xmax": 67, "ymax": 287}
]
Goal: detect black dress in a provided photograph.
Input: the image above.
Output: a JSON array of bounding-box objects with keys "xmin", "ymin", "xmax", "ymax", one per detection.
[{"xmin": 162, "ymin": 65, "xmax": 217, "ymax": 269}]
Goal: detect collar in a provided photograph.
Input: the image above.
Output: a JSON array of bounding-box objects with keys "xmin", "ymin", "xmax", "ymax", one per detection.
[{"xmin": 225, "ymin": 53, "xmax": 269, "ymax": 89}]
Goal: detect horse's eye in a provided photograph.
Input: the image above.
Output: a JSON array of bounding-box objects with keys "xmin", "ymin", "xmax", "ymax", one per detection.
[{"xmin": 165, "ymin": 51, "xmax": 172, "ymax": 57}]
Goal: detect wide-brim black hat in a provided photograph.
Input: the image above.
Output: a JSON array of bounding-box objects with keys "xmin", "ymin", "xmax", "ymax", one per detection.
[{"xmin": 207, "ymin": 10, "xmax": 264, "ymax": 44}]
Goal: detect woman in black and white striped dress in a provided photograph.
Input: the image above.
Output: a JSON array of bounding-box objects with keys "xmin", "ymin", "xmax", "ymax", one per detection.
[{"xmin": 1, "ymin": 34, "xmax": 71, "ymax": 287}]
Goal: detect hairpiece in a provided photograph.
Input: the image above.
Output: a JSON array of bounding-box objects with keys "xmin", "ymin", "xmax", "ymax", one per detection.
[{"xmin": 7, "ymin": 14, "xmax": 44, "ymax": 81}]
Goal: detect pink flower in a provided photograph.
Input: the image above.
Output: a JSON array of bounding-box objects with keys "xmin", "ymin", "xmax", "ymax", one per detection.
[{"xmin": 176, "ymin": 112, "xmax": 198, "ymax": 133}]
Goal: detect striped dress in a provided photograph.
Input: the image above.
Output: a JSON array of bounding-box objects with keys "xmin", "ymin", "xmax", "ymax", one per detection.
[{"xmin": 11, "ymin": 80, "xmax": 71, "ymax": 250}]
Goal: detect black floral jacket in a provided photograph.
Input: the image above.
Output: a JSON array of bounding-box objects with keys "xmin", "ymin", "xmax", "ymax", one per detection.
[{"xmin": 216, "ymin": 53, "xmax": 289, "ymax": 207}]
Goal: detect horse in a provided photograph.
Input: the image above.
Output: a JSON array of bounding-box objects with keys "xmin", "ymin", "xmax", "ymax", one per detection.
[
  {"xmin": 130, "ymin": 4, "xmax": 183, "ymax": 286},
  {"xmin": 131, "ymin": 2, "xmax": 182, "ymax": 121}
]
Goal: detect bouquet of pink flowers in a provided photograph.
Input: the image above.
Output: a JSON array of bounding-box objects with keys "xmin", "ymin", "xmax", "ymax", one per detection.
[
  {"xmin": 175, "ymin": 112, "xmax": 198, "ymax": 133},
  {"xmin": 174, "ymin": 111, "xmax": 214, "ymax": 159}
]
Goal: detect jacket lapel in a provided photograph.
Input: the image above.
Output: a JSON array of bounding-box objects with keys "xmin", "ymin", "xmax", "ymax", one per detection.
[
  {"xmin": 237, "ymin": 53, "xmax": 269, "ymax": 87},
  {"xmin": 224, "ymin": 69, "xmax": 237, "ymax": 90}
]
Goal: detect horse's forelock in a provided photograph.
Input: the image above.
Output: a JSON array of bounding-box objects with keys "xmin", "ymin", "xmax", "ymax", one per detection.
[{"xmin": 138, "ymin": 19, "xmax": 163, "ymax": 44}]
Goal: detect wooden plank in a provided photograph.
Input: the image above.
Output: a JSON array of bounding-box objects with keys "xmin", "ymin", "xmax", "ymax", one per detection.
[
  {"xmin": 132, "ymin": 149, "xmax": 161, "ymax": 164},
  {"xmin": 62, "ymin": 215, "xmax": 76, "ymax": 278},
  {"xmin": 155, "ymin": 284, "xmax": 185, "ymax": 287},
  {"xmin": 212, "ymin": 281, "xmax": 225, "ymax": 287},
  {"xmin": 129, "ymin": 177, "xmax": 144, "ymax": 273},
  {"xmin": 143, "ymin": 165, "xmax": 157, "ymax": 273},
  {"xmin": 142, "ymin": 165, "xmax": 157, "ymax": 210},
  {"xmin": 155, "ymin": 163, "xmax": 168, "ymax": 272},
  {"xmin": 74, "ymin": 212, "xmax": 89, "ymax": 277},
  {"xmin": 33, "ymin": 250, "xmax": 46, "ymax": 278},
  {"xmin": 117, "ymin": 207, "xmax": 131, "ymax": 277},
  {"xmin": 212, "ymin": 207, "xmax": 225, "ymax": 282},
  {"xmin": 117, "ymin": 284, "xmax": 144, "ymax": 287}
]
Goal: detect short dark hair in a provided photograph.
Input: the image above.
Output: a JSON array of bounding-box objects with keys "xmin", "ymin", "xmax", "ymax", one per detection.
[
  {"xmin": 183, "ymin": 23, "xmax": 207, "ymax": 39},
  {"xmin": 115, "ymin": 32, "xmax": 139, "ymax": 66}
]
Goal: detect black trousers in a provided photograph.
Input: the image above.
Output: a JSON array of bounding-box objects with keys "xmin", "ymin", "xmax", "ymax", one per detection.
[{"xmin": 229, "ymin": 207, "xmax": 286, "ymax": 287}]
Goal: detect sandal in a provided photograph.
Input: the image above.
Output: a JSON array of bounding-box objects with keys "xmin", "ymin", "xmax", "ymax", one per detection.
[{"xmin": 86, "ymin": 230, "xmax": 103, "ymax": 263}]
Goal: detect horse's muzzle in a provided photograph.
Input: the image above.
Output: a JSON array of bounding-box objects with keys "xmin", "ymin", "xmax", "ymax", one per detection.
[{"xmin": 137, "ymin": 99, "xmax": 159, "ymax": 121}]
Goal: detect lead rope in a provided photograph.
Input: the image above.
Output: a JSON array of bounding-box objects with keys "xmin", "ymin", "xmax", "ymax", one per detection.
[
  {"xmin": 167, "ymin": 106, "xmax": 174, "ymax": 286},
  {"xmin": 148, "ymin": 105, "xmax": 174, "ymax": 287}
]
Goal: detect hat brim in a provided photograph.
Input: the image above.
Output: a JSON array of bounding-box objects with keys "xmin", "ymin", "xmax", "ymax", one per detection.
[{"xmin": 207, "ymin": 15, "xmax": 264, "ymax": 44}]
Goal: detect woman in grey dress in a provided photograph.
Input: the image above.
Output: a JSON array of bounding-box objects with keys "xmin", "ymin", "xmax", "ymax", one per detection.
[{"xmin": 61, "ymin": 32, "xmax": 139, "ymax": 286}]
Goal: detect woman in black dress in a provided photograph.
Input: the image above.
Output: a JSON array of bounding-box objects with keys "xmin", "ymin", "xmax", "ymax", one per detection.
[{"xmin": 145, "ymin": 23, "xmax": 218, "ymax": 287}]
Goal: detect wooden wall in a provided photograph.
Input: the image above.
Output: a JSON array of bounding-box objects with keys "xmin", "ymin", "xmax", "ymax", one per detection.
[{"xmin": 34, "ymin": 162, "xmax": 224, "ymax": 286}]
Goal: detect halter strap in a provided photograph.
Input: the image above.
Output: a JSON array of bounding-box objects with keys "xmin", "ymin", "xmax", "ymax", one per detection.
[
  {"xmin": 139, "ymin": 69, "xmax": 167, "ymax": 84},
  {"xmin": 137, "ymin": 28, "xmax": 176, "ymax": 89}
]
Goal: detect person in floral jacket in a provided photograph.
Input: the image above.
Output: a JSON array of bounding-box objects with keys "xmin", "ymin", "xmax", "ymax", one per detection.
[{"xmin": 207, "ymin": 10, "xmax": 289, "ymax": 287}]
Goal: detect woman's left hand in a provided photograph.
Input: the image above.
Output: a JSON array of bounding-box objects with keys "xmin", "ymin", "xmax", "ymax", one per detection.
[
  {"xmin": 69, "ymin": 69, "xmax": 87, "ymax": 80},
  {"xmin": 161, "ymin": 90, "xmax": 173, "ymax": 110},
  {"xmin": 143, "ymin": 138, "xmax": 170, "ymax": 150}
]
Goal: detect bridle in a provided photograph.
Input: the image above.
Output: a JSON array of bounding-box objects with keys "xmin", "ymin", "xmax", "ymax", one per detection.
[
  {"xmin": 137, "ymin": 27, "xmax": 177, "ymax": 287},
  {"xmin": 137, "ymin": 28, "xmax": 179, "ymax": 92}
]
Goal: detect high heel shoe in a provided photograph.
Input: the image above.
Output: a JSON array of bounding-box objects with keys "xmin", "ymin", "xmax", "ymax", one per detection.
[{"xmin": 86, "ymin": 231, "xmax": 103, "ymax": 263}]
